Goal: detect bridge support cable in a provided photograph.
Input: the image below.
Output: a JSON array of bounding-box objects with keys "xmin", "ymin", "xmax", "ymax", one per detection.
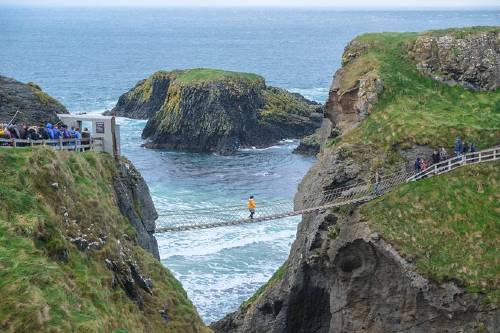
[{"xmin": 155, "ymin": 147, "xmax": 499, "ymax": 233}]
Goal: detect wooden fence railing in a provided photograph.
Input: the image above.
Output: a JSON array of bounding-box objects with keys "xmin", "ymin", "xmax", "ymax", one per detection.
[{"xmin": 0, "ymin": 137, "xmax": 104, "ymax": 152}]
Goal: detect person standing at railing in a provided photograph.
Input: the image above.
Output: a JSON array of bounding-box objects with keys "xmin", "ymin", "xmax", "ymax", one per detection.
[
  {"xmin": 431, "ymin": 150, "xmax": 440, "ymax": 165},
  {"xmin": 421, "ymin": 159, "xmax": 428, "ymax": 171},
  {"xmin": 439, "ymin": 147, "xmax": 448, "ymax": 161},
  {"xmin": 247, "ymin": 196, "xmax": 256, "ymax": 219},
  {"xmin": 462, "ymin": 141, "xmax": 469, "ymax": 154},
  {"xmin": 414, "ymin": 157, "xmax": 422, "ymax": 172},
  {"xmin": 470, "ymin": 143, "xmax": 476, "ymax": 153},
  {"xmin": 454, "ymin": 137, "xmax": 462, "ymax": 157}
]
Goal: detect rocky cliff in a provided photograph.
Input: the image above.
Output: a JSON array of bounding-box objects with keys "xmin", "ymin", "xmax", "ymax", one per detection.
[
  {"xmin": 213, "ymin": 27, "xmax": 500, "ymax": 333},
  {"xmin": 105, "ymin": 71, "xmax": 179, "ymax": 119},
  {"xmin": 0, "ymin": 75, "xmax": 69, "ymax": 124},
  {"xmin": 113, "ymin": 158, "xmax": 160, "ymax": 259},
  {"xmin": 409, "ymin": 27, "xmax": 499, "ymax": 91},
  {"xmin": 110, "ymin": 68, "xmax": 323, "ymax": 155},
  {"xmin": 0, "ymin": 148, "xmax": 210, "ymax": 333}
]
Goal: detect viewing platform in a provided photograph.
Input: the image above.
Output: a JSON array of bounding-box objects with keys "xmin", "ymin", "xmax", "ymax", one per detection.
[{"xmin": 0, "ymin": 114, "xmax": 121, "ymax": 156}]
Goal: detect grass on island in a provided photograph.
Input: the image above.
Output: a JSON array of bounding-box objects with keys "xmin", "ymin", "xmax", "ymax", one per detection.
[
  {"xmin": 361, "ymin": 163, "xmax": 500, "ymax": 305},
  {"xmin": 259, "ymin": 87, "xmax": 317, "ymax": 124},
  {"xmin": 126, "ymin": 68, "xmax": 263, "ymax": 103},
  {"xmin": 175, "ymin": 68, "xmax": 263, "ymax": 84},
  {"xmin": 338, "ymin": 28, "xmax": 500, "ymax": 151},
  {"xmin": 0, "ymin": 147, "xmax": 209, "ymax": 333}
]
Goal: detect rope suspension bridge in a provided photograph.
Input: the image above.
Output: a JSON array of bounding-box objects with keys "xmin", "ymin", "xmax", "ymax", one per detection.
[{"xmin": 155, "ymin": 147, "xmax": 500, "ymax": 233}]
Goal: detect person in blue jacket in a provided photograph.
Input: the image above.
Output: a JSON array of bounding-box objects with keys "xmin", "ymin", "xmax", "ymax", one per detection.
[
  {"xmin": 45, "ymin": 123, "xmax": 55, "ymax": 140},
  {"xmin": 454, "ymin": 137, "xmax": 462, "ymax": 157}
]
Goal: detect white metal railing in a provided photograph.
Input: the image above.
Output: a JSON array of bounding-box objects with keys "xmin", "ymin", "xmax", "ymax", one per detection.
[
  {"xmin": 155, "ymin": 146, "xmax": 499, "ymax": 233},
  {"xmin": 0, "ymin": 137, "xmax": 104, "ymax": 152},
  {"xmin": 407, "ymin": 146, "xmax": 500, "ymax": 182}
]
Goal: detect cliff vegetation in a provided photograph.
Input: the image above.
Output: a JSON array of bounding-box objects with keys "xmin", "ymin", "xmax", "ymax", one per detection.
[
  {"xmin": 0, "ymin": 148, "xmax": 209, "ymax": 333},
  {"xmin": 363, "ymin": 163, "xmax": 499, "ymax": 305}
]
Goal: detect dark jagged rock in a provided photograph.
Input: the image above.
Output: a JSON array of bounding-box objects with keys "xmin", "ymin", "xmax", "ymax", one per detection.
[
  {"xmin": 0, "ymin": 75, "xmax": 69, "ymax": 124},
  {"xmin": 113, "ymin": 158, "xmax": 160, "ymax": 260},
  {"xmin": 294, "ymin": 118, "xmax": 333, "ymax": 156},
  {"xmin": 110, "ymin": 68, "xmax": 323, "ymax": 154}
]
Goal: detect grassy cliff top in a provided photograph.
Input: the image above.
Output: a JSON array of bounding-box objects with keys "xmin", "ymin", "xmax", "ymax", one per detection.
[
  {"xmin": 174, "ymin": 68, "xmax": 264, "ymax": 84},
  {"xmin": 0, "ymin": 148, "xmax": 209, "ymax": 333},
  {"xmin": 125, "ymin": 68, "xmax": 264, "ymax": 103},
  {"xmin": 337, "ymin": 27, "xmax": 500, "ymax": 151},
  {"xmin": 422, "ymin": 26, "xmax": 499, "ymax": 37},
  {"xmin": 361, "ymin": 162, "xmax": 500, "ymax": 305}
]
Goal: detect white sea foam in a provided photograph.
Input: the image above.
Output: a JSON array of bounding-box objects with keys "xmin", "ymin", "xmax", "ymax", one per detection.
[{"xmin": 158, "ymin": 227, "xmax": 296, "ymax": 259}]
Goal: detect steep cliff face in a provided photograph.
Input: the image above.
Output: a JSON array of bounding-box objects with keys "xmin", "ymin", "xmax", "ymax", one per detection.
[
  {"xmin": 111, "ymin": 68, "xmax": 322, "ymax": 154},
  {"xmin": 0, "ymin": 75, "xmax": 69, "ymax": 124},
  {"xmin": 213, "ymin": 27, "xmax": 500, "ymax": 333},
  {"xmin": 113, "ymin": 158, "xmax": 160, "ymax": 260},
  {"xmin": 409, "ymin": 27, "xmax": 499, "ymax": 91},
  {"xmin": 105, "ymin": 71, "xmax": 179, "ymax": 119},
  {"xmin": 325, "ymin": 44, "xmax": 383, "ymax": 135},
  {"xmin": 0, "ymin": 148, "xmax": 209, "ymax": 333}
]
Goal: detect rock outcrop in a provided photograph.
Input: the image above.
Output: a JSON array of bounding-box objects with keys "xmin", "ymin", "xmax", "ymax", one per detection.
[
  {"xmin": 110, "ymin": 68, "xmax": 323, "ymax": 154},
  {"xmin": 113, "ymin": 158, "xmax": 160, "ymax": 260},
  {"xmin": 293, "ymin": 118, "xmax": 333, "ymax": 156},
  {"xmin": 410, "ymin": 28, "xmax": 499, "ymax": 91},
  {"xmin": 213, "ymin": 27, "xmax": 499, "ymax": 333},
  {"xmin": 325, "ymin": 42, "xmax": 383, "ymax": 135},
  {"xmin": 105, "ymin": 71, "xmax": 179, "ymax": 119},
  {"xmin": 0, "ymin": 75, "xmax": 69, "ymax": 124}
]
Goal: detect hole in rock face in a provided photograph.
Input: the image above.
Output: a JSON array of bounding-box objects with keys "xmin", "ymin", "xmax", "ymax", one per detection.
[{"xmin": 339, "ymin": 255, "xmax": 362, "ymax": 273}]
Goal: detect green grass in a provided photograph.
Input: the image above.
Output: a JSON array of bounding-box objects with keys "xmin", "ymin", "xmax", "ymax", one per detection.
[
  {"xmin": 241, "ymin": 261, "xmax": 287, "ymax": 310},
  {"xmin": 175, "ymin": 68, "xmax": 263, "ymax": 84},
  {"xmin": 423, "ymin": 26, "xmax": 499, "ymax": 38},
  {"xmin": 361, "ymin": 163, "xmax": 500, "ymax": 305},
  {"xmin": 0, "ymin": 147, "xmax": 210, "ymax": 333},
  {"xmin": 340, "ymin": 29, "xmax": 500, "ymax": 151},
  {"xmin": 126, "ymin": 71, "xmax": 179, "ymax": 103},
  {"xmin": 259, "ymin": 87, "xmax": 317, "ymax": 122},
  {"xmin": 26, "ymin": 81, "xmax": 62, "ymax": 106}
]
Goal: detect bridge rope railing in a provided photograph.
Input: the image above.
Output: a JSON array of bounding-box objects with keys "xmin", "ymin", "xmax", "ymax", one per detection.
[{"xmin": 155, "ymin": 146, "xmax": 499, "ymax": 233}]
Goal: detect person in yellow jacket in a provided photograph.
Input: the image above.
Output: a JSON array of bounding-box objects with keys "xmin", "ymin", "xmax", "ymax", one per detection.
[{"xmin": 247, "ymin": 196, "xmax": 256, "ymax": 219}]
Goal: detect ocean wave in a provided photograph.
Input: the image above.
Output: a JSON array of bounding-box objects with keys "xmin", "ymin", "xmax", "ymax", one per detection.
[{"xmin": 158, "ymin": 228, "xmax": 296, "ymax": 259}]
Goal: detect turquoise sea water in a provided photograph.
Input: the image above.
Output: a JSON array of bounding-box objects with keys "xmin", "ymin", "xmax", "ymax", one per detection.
[{"xmin": 1, "ymin": 6, "xmax": 498, "ymax": 322}]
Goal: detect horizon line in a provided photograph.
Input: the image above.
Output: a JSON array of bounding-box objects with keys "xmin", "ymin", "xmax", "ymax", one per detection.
[{"xmin": 1, "ymin": 4, "xmax": 500, "ymax": 9}]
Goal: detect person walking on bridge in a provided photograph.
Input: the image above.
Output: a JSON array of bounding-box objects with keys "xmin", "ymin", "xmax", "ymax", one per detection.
[{"xmin": 247, "ymin": 196, "xmax": 256, "ymax": 219}]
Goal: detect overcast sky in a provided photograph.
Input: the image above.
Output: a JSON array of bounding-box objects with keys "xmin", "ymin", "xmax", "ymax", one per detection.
[{"xmin": 1, "ymin": 0, "xmax": 499, "ymax": 7}]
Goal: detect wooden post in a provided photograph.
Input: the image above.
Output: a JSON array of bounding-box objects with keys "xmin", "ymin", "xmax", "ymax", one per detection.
[{"xmin": 59, "ymin": 138, "xmax": 63, "ymax": 150}]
